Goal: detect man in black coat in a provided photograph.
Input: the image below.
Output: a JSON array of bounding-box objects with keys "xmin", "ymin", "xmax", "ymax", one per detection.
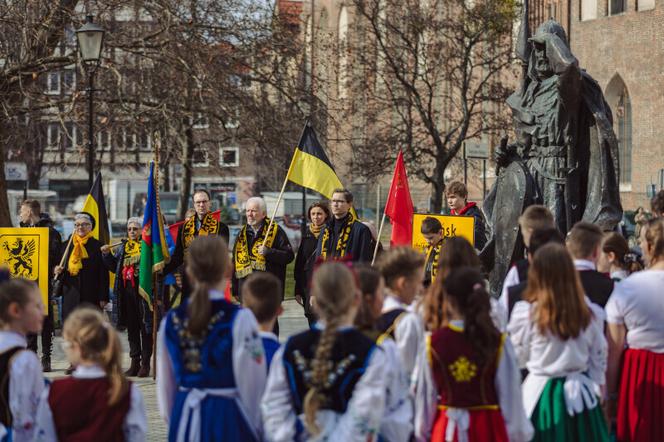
[
  {"xmin": 232, "ymin": 197, "xmax": 294, "ymax": 334},
  {"xmin": 163, "ymin": 189, "xmax": 229, "ymax": 300},
  {"xmin": 315, "ymin": 189, "xmax": 374, "ymax": 263},
  {"xmin": 19, "ymin": 199, "xmax": 62, "ymax": 371}
]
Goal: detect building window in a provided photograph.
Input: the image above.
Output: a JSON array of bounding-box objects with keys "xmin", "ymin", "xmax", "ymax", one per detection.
[
  {"xmin": 617, "ymin": 88, "xmax": 632, "ymax": 185},
  {"xmin": 638, "ymin": 0, "xmax": 655, "ymax": 10},
  {"xmin": 193, "ymin": 149, "xmax": 209, "ymax": 167},
  {"xmin": 46, "ymin": 72, "xmax": 60, "ymax": 95},
  {"xmin": 581, "ymin": 0, "xmax": 597, "ymax": 20},
  {"xmin": 63, "ymin": 122, "xmax": 76, "ymax": 150},
  {"xmin": 97, "ymin": 131, "xmax": 111, "ymax": 151},
  {"xmin": 608, "ymin": 0, "xmax": 626, "ymax": 15},
  {"xmin": 62, "ymin": 69, "xmax": 76, "ymax": 94},
  {"xmin": 121, "ymin": 129, "xmax": 135, "ymax": 151},
  {"xmin": 46, "ymin": 124, "xmax": 60, "ymax": 150},
  {"xmin": 337, "ymin": 6, "xmax": 349, "ymax": 100},
  {"xmin": 192, "ymin": 113, "xmax": 209, "ymax": 129},
  {"xmin": 137, "ymin": 130, "xmax": 151, "ymax": 151},
  {"xmin": 219, "ymin": 146, "xmax": 239, "ymax": 167}
]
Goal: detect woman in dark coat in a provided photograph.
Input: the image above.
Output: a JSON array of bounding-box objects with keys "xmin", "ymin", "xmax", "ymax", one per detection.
[
  {"xmin": 54, "ymin": 212, "xmax": 109, "ymax": 321},
  {"xmin": 293, "ymin": 201, "xmax": 330, "ymax": 327}
]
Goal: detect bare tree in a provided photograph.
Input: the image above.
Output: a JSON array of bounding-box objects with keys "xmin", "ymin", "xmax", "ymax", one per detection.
[{"xmin": 347, "ymin": 0, "xmax": 517, "ymax": 211}]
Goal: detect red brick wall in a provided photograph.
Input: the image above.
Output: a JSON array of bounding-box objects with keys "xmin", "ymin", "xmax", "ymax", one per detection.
[{"xmin": 569, "ymin": 0, "xmax": 664, "ymax": 210}]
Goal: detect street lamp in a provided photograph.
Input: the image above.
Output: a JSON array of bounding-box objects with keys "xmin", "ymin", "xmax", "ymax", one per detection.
[{"xmin": 76, "ymin": 15, "xmax": 105, "ymax": 189}]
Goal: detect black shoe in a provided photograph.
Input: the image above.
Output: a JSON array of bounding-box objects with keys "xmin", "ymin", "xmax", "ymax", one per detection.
[
  {"xmin": 137, "ymin": 363, "xmax": 150, "ymax": 378},
  {"xmin": 41, "ymin": 356, "xmax": 51, "ymax": 373},
  {"xmin": 125, "ymin": 358, "xmax": 141, "ymax": 377}
]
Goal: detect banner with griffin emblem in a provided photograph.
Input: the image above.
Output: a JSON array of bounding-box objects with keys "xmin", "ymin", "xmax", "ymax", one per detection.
[{"xmin": 0, "ymin": 227, "xmax": 49, "ymax": 312}]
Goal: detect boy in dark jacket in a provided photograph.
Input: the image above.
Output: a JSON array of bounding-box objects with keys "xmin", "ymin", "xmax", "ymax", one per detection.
[{"xmin": 446, "ymin": 181, "xmax": 488, "ymax": 251}]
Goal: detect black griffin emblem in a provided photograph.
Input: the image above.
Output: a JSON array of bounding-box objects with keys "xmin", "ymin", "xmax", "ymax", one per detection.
[{"xmin": 2, "ymin": 238, "xmax": 36, "ymax": 278}]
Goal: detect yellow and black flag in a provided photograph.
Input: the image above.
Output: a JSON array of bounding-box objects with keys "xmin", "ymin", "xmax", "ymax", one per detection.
[
  {"xmin": 82, "ymin": 172, "xmax": 110, "ymax": 245},
  {"xmin": 286, "ymin": 122, "xmax": 345, "ymax": 199}
]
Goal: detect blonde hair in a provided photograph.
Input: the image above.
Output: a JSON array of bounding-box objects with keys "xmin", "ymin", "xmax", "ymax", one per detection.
[
  {"xmin": 518, "ymin": 205, "xmax": 555, "ymax": 231},
  {"xmin": 185, "ymin": 236, "xmax": 229, "ymax": 336},
  {"xmin": 303, "ymin": 262, "xmax": 358, "ymax": 436},
  {"xmin": 524, "ymin": 243, "xmax": 591, "ymax": 340},
  {"xmin": 63, "ymin": 308, "xmax": 127, "ymax": 406},
  {"xmin": 376, "ymin": 246, "xmax": 425, "ymax": 288}
]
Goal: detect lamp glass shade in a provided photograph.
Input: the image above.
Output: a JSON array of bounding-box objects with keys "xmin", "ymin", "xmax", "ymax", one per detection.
[{"xmin": 76, "ymin": 18, "xmax": 105, "ymax": 64}]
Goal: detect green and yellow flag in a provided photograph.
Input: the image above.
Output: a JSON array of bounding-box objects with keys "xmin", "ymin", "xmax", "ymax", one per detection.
[
  {"xmin": 0, "ymin": 227, "xmax": 50, "ymax": 312},
  {"xmin": 82, "ymin": 172, "xmax": 110, "ymax": 245},
  {"xmin": 286, "ymin": 123, "xmax": 346, "ymax": 200}
]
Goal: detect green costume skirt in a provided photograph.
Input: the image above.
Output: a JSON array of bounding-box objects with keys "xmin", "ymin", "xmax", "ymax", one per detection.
[{"xmin": 531, "ymin": 377, "xmax": 609, "ymax": 442}]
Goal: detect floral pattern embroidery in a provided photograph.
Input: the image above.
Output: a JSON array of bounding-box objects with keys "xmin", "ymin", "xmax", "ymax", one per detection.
[{"xmin": 448, "ymin": 356, "xmax": 477, "ymax": 382}]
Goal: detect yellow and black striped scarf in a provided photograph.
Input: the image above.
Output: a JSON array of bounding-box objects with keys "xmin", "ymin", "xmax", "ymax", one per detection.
[
  {"xmin": 319, "ymin": 211, "xmax": 356, "ymax": 260},
  {"xmin": 182, "ymin": 212, "xmax": 219, "ymax": 248},
  {"xmin": 233, "ymin": 219, "xmax": 278, "ymax": 279}
]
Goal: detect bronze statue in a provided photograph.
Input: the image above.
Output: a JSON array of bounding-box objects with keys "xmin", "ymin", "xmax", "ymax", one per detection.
[{"xmin": 481, "ymin": 19, "xmax": 623, "ymax": 293}]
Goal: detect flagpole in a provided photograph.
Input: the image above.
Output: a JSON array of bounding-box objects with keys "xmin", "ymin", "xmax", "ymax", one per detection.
[
  {"xmin": 152, "ymin": 132, "xmax": 161, "ymax": 379},
  {"xmin": 262, "ymin": 118, "xmax": 311, "ymax": 247},
  {"xmin": 372, "ymin": 211, "xmax": 387, "ymax": 265}
]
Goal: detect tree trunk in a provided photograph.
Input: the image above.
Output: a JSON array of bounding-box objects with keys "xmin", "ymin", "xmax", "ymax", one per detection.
[
  {"xmin": 0, "ymin": 134, "xmax": 13, "ymax": 226},
  {"xmin": 177, "ymin": 127, "xmax": 194, "ymax": 219}
]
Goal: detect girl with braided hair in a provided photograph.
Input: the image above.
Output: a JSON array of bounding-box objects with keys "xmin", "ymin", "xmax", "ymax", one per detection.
[
  {"xmin": 414, "ymin": 267, "xmax": 532, "ymax": 442},
  {"xmin": 262, "ymin": 262, "xmax": 388, "ymax": 441}
]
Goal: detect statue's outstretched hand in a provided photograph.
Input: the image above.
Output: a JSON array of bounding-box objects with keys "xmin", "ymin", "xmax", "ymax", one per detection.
[{"xmin": 494, "ymin": 136, "xmax": 515, "ymax": 168}]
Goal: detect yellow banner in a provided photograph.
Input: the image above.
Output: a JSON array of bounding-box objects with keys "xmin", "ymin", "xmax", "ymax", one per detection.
[
  {"xmin": 0, "ymin": 228, "xmax": 49, "ymax": 313},
  {"xmin": 411, "ymin": 213, "xmax": 475, "ymax": 253}
]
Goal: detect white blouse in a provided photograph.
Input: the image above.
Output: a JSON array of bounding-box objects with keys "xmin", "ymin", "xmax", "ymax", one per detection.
[
  {"xmin": 0, "ymin": 331, "xmax": 44, "ymax": 442},
  {"xmin": 156, "ymin": 294, "xmax": 267, "ymax": 436},
  {"xmin": 377, "ymin": 338, "xmax": 413, "ymax": 442},
  {"xmin": 508, "ymin": 299, "xmax": 607, "ymax": 416},
  {"xmin": 412, "ymin": 323, "xmax": 533, "ymax": 442},
  {"xmin": 33, "ymin": 365, "xmax": 147, "ymax": 442},
  {"xmin": 382, "ymin": 295, "xmax": 425, "ymax": 380},
  {"xmin": 261, "ymin": 330, "xmax": 388, "ymax": 442},
  {"xmin": 605, "ymin": 269, "xmax": 664, "ymax": 353}
]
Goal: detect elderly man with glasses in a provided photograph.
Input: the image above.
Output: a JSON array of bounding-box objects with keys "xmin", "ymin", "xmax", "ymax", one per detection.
[
  {"xmin": 163, "ymin": 189, "xmax": 230, "ymax": 300},
  {"xmin": 101, "ymin": 217, "xmax": 152, "ymax": 377}
]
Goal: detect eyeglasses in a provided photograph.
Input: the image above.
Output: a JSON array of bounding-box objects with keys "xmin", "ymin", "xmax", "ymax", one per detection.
[
  {"xmin": 74, "ymin": 223, "xmax": 91, "ymax": 228},
  {"xmin": 127, "ymin": 227, "xmax": 140, "ymax": 231}
]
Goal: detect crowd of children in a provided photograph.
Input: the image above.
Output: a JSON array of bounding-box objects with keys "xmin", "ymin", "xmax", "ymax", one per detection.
[{"xmin": 1, "ymin": 204, "xmax": 664, "ymax": 442}]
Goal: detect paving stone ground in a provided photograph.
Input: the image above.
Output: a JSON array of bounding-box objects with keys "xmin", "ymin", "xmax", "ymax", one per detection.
[{"xmin": 42, "ymin": 299, "xmax": 309, "ymax": 441}]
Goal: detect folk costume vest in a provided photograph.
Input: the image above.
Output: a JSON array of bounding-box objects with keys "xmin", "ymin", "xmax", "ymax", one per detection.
[
  {"xmin": 48, "ymin": 377, "xmax": 131, "ymax": 442},
  {"xmin": 376, "ymin": 309, "xmax": 407, "ymax": 342},
  {"xmin": 182, "ymin": 212, "xmax": 220, "ymax": 249},
  {"xmin": 319, "ymin": 212, "xmax": 357, "ymax": 260},
  {"xmin": 428, "ymin": 325, "xmax": 503, "ymax": 410},
  {"xmin": 283, "ymin": 329, "xmax": 375, "ymax": 414},
  {"xmin": 0, "ymin": 347, "xmax": 23, "ymax": 428},
  {"xmin": 233, "ymin": 220, "xmax": 278, "ymax": 279},
  {"xmin": 121, "ymin": 240, "xmax": 141, "ymax": 288}
]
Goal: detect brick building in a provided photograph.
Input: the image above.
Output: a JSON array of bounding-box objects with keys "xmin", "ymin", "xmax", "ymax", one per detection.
[{"xmin": 529, "ymin": 0, "xmax": 664, "ymax": 210}]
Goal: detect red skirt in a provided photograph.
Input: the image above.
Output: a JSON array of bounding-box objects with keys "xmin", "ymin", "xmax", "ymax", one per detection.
[
  {"xmin": 617, "ymin": 348, "xmax": 664, "ymax": 442},
  {"xmin": 431, "ymin": 408, "xmax": 508, "ymax": 442}
]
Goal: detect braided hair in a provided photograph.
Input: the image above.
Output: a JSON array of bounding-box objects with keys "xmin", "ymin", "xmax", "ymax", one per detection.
[{"xmin": 303, "ymin": 262, "xmax": 358, "ymax": 435}]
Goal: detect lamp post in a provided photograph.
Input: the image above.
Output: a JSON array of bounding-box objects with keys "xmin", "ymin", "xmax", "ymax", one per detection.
[{"xmin": 76, "ymin": 15, "xmax": 105, "ymax": 189}]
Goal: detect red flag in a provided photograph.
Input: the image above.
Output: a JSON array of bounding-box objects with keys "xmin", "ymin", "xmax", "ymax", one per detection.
[
  {"xmin": 168, "ymin": 209, "xmax": 222, "ymax": 243},
  {"xmin": 384, "ymin": 151, "xmax": 414, "ymax": 246}
]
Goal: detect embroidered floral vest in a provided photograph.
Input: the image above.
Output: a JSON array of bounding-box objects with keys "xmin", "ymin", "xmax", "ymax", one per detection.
[
  {"xmin": 428, "ymin": 326, "xmax": 503, "ymax": 409},
  {"xmin": 283, "ymin": 328, "xmax": 375, "ymax": 414}
]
